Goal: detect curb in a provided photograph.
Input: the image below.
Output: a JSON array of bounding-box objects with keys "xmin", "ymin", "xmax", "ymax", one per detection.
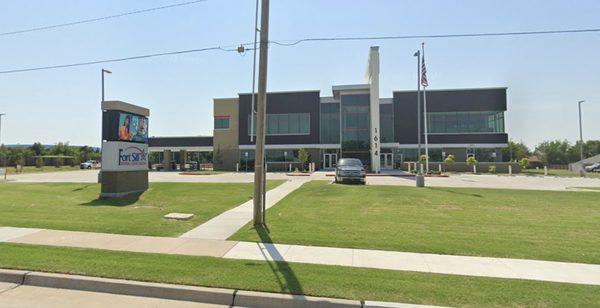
[
  {"xmin": 0, "ymin": 269, "xmax": 362, "ymax": 307},
  {"xmin": 0, "ymin": 269, "xmax": 28, "ymax": 284}
]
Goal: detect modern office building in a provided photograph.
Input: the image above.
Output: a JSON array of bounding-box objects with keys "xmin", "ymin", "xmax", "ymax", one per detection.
[{"xmin": 149, "ymin": 47, "xmax": 508, "ymax": 172}]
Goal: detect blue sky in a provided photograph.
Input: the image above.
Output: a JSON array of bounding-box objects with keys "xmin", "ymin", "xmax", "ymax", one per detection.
[{"xmin": 0, "ymin": 0, "xmax": 599, "ymax": 148}]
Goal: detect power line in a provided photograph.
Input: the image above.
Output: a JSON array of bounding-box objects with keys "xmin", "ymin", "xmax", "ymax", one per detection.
[
  {"xmin": 1, "ymin": 27, "xmax": 599, "ymax": 74},
  {"xmin": 269, "ymin": 28, "xmax": 600, "ymax": 46},
  {"xmin": 0, "ymin": 0, "xmax": 208, "ymax": 37},
  {"xmin": 0, "ymin": 45, "xmax": 241, "ymax": 74}
]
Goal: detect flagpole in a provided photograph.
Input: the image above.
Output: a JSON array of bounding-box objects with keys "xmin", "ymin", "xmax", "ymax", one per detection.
[
  {"xmin": 415, "ymin": 50, "xmax": 422, "ymax": 164},
  {"xmin": 422, "ymin": 43, "xmax": 430, "ymax": 174}
]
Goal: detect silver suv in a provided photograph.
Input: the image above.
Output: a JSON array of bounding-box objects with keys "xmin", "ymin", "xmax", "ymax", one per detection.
[{"xmin": 335, "ymin": 158, "xmax": 366, "ymax": 184}]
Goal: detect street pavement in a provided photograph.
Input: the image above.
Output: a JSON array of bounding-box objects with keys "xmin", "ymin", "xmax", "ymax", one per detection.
[{"xmin": 0, "ymin": 284, "xmax": 225, "ymax": 307}]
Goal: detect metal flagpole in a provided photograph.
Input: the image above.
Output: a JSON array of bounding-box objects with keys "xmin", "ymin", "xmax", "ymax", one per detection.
[
  {"xmin": 421, "ymin": 43, "xmax": 430, "ymax": 174},
  {"xmin": 414, "ymin": 50, "xmax": 422, "ymax": 163},
  {"xmin": 249, "ymin": 0, "xmax": 259, "ymax": 143}
]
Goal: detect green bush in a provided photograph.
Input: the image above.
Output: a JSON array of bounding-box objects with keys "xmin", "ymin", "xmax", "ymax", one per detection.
[
  {"xmin": 444, "ymin": 154, "xmax": 455, "ymax": 165},
  {"xmin": 467, "ymin": 156, "xmax": 477, "ymax": 166},
  {"xmin": 419, "ymin": 154, "xmax": 428, "ymax": 164},
  {"xmin": 519, "ymin": 158, "xmax": 529, "ymax": 169}
]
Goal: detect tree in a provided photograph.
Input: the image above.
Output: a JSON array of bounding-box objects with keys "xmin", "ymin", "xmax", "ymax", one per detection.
[
  {"xmin": 534, "ymin": 140, "xmax": 571, "ymax": 165},
  {"xmin": 298, "ymin": 148, "xmax": 310, "ymax": 171},
  {"xmin": 502, "ymin": 141, "xmax": 531, "ymax": 162},
  {"xmin": 29, "ymin": 142, "xmax": 45, "ymax": 156}
]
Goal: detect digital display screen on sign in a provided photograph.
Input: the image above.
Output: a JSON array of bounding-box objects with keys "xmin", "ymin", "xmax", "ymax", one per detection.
[{"xmin": 118, "ymin": 112, "xmax": 148, "ymax": 143}]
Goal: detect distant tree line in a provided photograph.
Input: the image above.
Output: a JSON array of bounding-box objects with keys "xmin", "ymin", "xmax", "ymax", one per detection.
[
  {"xmin": 0, "ymin": 142, "xmax": 100, "ymax": 167},
  {"xmin": 502, "ymin": 140, "xmax": 600, "ymax": 165}
]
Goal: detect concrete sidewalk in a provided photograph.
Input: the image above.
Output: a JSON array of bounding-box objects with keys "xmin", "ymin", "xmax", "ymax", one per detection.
[
  {"xmin": 180, "ymin": 179, "xmax": 307, "ymax": 240},
  {"xmin": 1, "ymin": 227, "xmax": 599, "ymax": 286}
]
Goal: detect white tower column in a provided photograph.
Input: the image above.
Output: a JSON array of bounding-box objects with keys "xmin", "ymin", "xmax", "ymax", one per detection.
[{"xmin": 367, "ymin": 46, "xmax": 381, "ymax": 173}]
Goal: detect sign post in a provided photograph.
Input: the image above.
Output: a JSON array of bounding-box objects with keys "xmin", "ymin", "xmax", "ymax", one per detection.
[{"xmin": 100, "ymin": 101, "xmax": 150, "ymax": 198}]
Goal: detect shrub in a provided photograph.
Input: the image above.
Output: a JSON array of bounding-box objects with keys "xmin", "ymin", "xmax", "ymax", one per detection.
[
  {"xmin": 444, "ymin": 154, "xmax": 455, "ymax": 165},
  {"xmin": 466, "ymin": 156, "xmax": 477, "ymax": 166},
  {"xmin": 488, "ymin": 165, "xmax": 497, "ymax": 174},
  {"xmin": 519, "ymin": 157, "xmax": 529, "ymax": 169},
  {"xmin": 419, "ymin": 154, "xmax": 428, "ymax": 164}
]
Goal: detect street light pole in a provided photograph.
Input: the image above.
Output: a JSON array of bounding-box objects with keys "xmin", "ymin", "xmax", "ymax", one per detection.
[
  {"xmin": 100, "ymin": 69, "xmax": 112, "ymax": 183},
  {"xmin": 0, "ymin": 113, "xmax": 6, "ymax": 180},
  {"xmin": 578, "ymin": 100, "xmax": 585, "ymax": 177},
  {"xmin": 102, "ymin": 69, "xmax": 111, "ymax": 103},
  {"xmin": 253, "ymin": 0, "xmax": 270, "ymax": 226}
]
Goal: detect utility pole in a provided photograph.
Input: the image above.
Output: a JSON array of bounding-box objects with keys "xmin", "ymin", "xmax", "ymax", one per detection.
[
  {"xmin": 249, "ymin": 0, "xmax": 259, "ymax": 143},
  {"xmin": 253, "ymin": 0, "xmax": 269, "ymax": 225},
  {"xmin": 578, "ymin": 100, "xmax": 585, "ymax": 177}
]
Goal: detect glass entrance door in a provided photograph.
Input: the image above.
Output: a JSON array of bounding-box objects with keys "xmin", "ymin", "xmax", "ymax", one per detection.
[
  {"xmin": 380, "ymin": 153, "xmax": 393, "ymax": 169},
  {"xmin": 323, "ymin": 153, "xmax": 338, "ymax": 170}
]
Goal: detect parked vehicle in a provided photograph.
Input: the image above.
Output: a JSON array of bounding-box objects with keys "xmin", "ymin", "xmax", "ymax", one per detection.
[
  {"xmin": 335, "ymin": 158, "xmax": 366, "ymax": 184},
  {"xmin": 585, "ymin": 162, "xmax": 600, "ymax": 172},
  {"xmin": 80, "ymin": 160, "xmax": 101, "ymax": 169}
]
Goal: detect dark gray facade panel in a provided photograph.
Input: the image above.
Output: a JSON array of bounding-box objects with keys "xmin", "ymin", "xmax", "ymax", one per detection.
[
  {"xmin": 148, "ymin": 136, "xmax": 213, "ymax": 147},
  {"xmin": 238, "ymin": 91, "xmax": 321, "ymax": 145},
  {"xmin": 393, "ymin": 88, "xmax": 507, "ymax": 144}
]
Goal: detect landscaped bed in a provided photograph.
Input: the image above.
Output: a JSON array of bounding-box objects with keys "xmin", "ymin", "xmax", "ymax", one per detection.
[
  {"xmin": 0, "ymin": 181, "xmax": 283, "ymax": 236},
  {"xmin": 231, "ymin": 181, "xmax": 600, "ymax": 264},
  {"xmin": 1, "ymin": 243, "xmax": 598, "ymax": 307}
]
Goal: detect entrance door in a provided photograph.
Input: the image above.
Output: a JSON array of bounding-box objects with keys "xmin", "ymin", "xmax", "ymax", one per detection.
[
  {"xmin": 380, "ymin": 153, "xmax": 393, "ymax": 169},
  {"xmin": 323, "ymin": 153, "xmax": 338, "ymax": 170}
]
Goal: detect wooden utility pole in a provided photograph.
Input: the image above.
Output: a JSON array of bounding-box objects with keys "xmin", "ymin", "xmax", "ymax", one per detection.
[{"xmin": 253, "ymin": 0, "xmax": 269, "ymax": 225}]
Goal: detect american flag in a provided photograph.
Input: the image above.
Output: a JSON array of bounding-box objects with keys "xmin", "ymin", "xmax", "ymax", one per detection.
[{"xmin": 421, "ymin": 53, "xmax": 428, "ymax": 87}]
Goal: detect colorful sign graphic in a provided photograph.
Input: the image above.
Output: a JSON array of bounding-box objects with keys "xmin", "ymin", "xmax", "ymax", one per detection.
[{"xmin": 118, "ymin": 113, "xmax": 148, "ymax": 143}]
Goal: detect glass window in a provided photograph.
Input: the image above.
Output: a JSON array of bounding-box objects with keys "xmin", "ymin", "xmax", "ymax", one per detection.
[
  {"xmin": 379, "ymin": 104, "xmax": 394, "ymax": 143},
  {"xmin": 248, "ymin": 113, "xmax": 310, "ymax": 135},
  {"xmin": 320, "ymin": 103, "xmax": 341, "ymax": 144},
  {"xmin": 214, "ymin": 117, "xmax": 230, "ymax": 129},
  {"xmin": 427, "ymin": 111, "xmax": 505, "ymax": 134}
]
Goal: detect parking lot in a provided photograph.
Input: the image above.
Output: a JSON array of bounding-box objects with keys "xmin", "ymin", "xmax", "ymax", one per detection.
[{"xmin": 3, "ymin": 169, "xmax": 600, "ymax": 191}]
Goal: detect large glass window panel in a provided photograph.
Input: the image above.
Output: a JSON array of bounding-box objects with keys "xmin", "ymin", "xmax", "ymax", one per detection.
[
  {"xmin": 427, "ymin": 111, "xmax": 505, "ymax": 134},
  {"xmin": 248, "ymin": 113, "xmax": 310, "ymax": 136}
]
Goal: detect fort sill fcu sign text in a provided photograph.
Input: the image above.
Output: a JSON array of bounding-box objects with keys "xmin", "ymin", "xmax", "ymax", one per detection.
[{"xmin": 101, "ymin": 141, "xmax": 149, "ymax": 171}]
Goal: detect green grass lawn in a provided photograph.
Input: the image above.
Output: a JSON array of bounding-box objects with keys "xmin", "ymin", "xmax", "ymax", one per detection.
[
  {"xmin": 521, "ymin": 168, "xmax": 600, "ymax": 178},
  {"xmin": 1, "ymin": 243, "xmax": 598, "ymax": 307},
  {"xmin": 0, "ymin": 181, "xmax": 283, "ymax": 236},
  {"xmin": 231, "ymin": 181, "xmax": 600, "ymax": 264},
  {"xmin": 4, "ymin": 166, "xmax": 82, "ymax": 174}
]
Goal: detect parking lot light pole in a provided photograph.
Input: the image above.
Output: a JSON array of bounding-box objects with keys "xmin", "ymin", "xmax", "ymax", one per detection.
[
  {"xmin": 0, "ymin": 113, "xmax": 6, "ymax": 180},
  {"xmin": 578, "ymin": 100, "xmax": 585, "ymax": 177},
  {"xmin": 99, "ymin": 69, "xmax": 112, "ymax": 183}
]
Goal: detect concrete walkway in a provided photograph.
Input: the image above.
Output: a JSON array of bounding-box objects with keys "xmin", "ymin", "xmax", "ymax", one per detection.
[
  {"xmin": 1, "ymin": 227, "xmax": 599, "ymax": 286},
  {"xmin": 180, "ymin": 179, "xmax": 307, "ymax": 239}
]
